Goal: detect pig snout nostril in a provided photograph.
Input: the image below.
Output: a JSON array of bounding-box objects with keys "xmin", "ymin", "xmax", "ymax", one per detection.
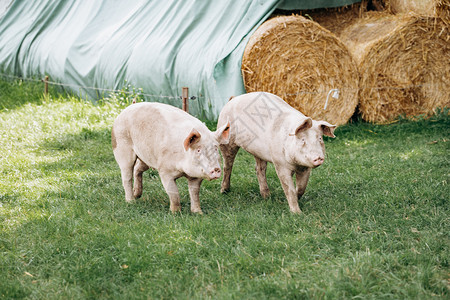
[
  {"xmin": 313, "ymin": 157, "xmax": 324, "ymax": 166},
  {"xmin": 208, "ymin": 168, "xmax": 221, "ymax": 179}
]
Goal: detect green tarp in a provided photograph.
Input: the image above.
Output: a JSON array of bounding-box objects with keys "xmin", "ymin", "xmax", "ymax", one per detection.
[{"xmin": 0, "ymin": 0, "xmax": 360, "ymax": 119}]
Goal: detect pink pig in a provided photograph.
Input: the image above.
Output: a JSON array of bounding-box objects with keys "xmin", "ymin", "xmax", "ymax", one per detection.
[
  {"xmin": 217, "ymin": 92, "xmax": 336, "ymax": 213},
  {"xmin": 112, "ymin": 102, "xmax": 230, "ymax": 213}
]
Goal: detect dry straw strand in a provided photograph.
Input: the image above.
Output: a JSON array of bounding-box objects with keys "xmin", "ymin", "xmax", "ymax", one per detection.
[{"xmin": 242, "ymin": 15, "xmax": 359, "ymax": 125}]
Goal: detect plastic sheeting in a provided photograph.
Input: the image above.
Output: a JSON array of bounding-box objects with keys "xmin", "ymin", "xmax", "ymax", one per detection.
[
  {"xmin": 0, "ymin": 0, "xmax": 361, "ymax": 119},
  {"xmin": 277, "ymin": 0, "xmax": 361, "ymax": 10}
]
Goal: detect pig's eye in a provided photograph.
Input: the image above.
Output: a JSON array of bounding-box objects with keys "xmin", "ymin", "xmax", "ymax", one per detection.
[{"xmin": 197, "ymin": 148, "xmax": 201, "ymax": 153}]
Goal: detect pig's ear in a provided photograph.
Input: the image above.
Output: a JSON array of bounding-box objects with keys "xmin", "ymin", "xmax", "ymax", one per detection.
[
  {"xmin": 183, "ymin": 128, "xmax": 202, "ymax": 151},
  {"xmin": 215, "ymin": 121, "xmax": 230, "ymax": 144},
  {"xmin": 317, "ymin": 121, "xmax": 337, "ymax": 138},
  {"xmin": 293, "ymin": 118, "xmax": 312, "ymax": 138}
]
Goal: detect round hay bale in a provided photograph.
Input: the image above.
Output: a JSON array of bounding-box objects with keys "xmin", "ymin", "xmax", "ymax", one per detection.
[
  {"xmin": 242, "ymin": 15, "xmax": 359, "ymax": 125},
  {"xmin": 385, "ymin": 0, "xmax": 450, "ymax": 20},
  {"xmin": 340, "ymin": 12, "xmax": 450, "ymax": 123}
]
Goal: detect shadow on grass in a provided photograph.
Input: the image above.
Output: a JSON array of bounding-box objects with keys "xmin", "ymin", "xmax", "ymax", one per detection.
[
  {"xmin": 37, "ymin": 127, "xmax": 161, "ymax": 204},
  {"xmin": 30, "ymin": 124, "xmax": 307, "ymax": 219},
  {"xmin": 34, "ymin": 127, "xmax": 223, "ymax": 215}
]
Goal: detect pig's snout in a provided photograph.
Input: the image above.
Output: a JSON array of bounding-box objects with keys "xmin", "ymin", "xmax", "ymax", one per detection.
[
  {"xmin": 312, "ymin": 156, "xmax": 324, "ymax": 167},
  {"xmin": 208, "ymin": 167, "xmax": 221, "ymax": 180}
]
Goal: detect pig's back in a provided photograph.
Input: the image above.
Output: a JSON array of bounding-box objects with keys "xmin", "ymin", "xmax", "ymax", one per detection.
[
  {"xmin": 218, "ymin": 92, "xmax": 307, "ymax": 162},
  {"xmin": 219, "ymin": 92, "xmax": 297, "ymax": 126},
  {"xmin": 218, "ymin": 93, "xmax": 284, "ymax": 160},
  {"xmin": 118, "ymin": 102, "xmax": 206, "ymax": 168},
  {"xmin": 125, "ymin": 102, "xmax": 205, "ymax": 136}
]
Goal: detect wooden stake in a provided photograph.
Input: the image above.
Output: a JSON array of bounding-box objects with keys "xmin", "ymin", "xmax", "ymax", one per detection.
[
  {"xmin": 182, "ymin": 87, "xmax": 189, "ymax": 113},
  {"xmin": 44, "ymin": 76, "xmax": 49, "ymax": 95}
]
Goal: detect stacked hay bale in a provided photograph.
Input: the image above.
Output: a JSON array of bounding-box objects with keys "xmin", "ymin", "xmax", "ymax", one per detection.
[
  {"xmin": 339, "ymin": 12, "xmax": 449, "ymax": 123},
  {"xmin": 241, "ymin": 15, "xmax": 359, "ymax": 125},
  {"xmin": 385, "ymin": 0, "xmax": 450, "ymax": 20},
  {"xmin": 244, "ymin": 3, "xmax": 449, "ymax": 124},
  {"xmin": 296, "ymin": 1, "xmax": 369, "ymax": 35}
]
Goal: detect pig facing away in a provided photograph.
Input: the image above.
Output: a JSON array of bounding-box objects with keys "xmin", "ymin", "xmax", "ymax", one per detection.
[
  {"xmin": 217, "ymin": 92, "xmax": 336, "ymax": 214},
  {"xmin": 112, "ymin": 102, "xmax": 230, "ymax": 213}
]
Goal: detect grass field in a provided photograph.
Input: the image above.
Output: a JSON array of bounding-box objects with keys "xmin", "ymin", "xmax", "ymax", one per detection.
[{"xmin": 0, "ymin": 79, "xmax": 449, "ymax": 299}]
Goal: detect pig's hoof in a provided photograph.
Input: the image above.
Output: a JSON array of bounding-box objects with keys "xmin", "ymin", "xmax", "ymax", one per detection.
[
  {"xmin": 170, "ymin": 205, "xmax": 182, "ymax": 213},
  {"xmin": 290, "ymin": 208, "xmax": 302, "ymax": 214},
  {"xmin": 191, "ymin": 209, "xmax": 203, "ymax": 215},
  {"xmin": 133, "ymin": 190, "xmax": 143, "ymax": 199},
  {"xmin": 260, "ymin": 189, "xmax": 271, "ymax": 198},
  {"xmin": 125, "ymin": 198, "xmax": 135, "ymax": 204},
  {"xmin": 220, "ymin": 186, "xmax": 230, "ymax": 194}
]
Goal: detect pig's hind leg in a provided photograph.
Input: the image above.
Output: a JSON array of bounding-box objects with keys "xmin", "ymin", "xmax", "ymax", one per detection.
[
  {"xmin": 255, "ymin": 157, "xmax": 270, "ymax": 198},
  {"xmin": 133, "ymin": 158, "xmax": 149, "ymax": 199},
  {"xmin": 113, "ymin": 145, "xmax": 137, "ymax": 203},
  {"xmin": 220, "ymin": 143, "xmax": 240, "ymax": 193}
]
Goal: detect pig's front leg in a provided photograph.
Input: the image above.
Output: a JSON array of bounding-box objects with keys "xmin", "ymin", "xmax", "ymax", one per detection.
[
  {"xmin": 159, "ymin": 173, "xmax": 181, "ymax": 212},
  {"xmin": 295, "ymin": 167, "xmax": 311, "ymax": 199},
  {"xmin": 274, "ymin": 164, "xmax": 301, "ymax": 214},
  {"xmin": 188, "ymin": 177, "xmax": 203, "ymax": 214}
]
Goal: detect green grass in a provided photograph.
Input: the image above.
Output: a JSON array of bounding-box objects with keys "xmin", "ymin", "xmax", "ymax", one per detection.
[{"xmin": 0, "ymin": 79, "xmax": 448, "ymax": 299}]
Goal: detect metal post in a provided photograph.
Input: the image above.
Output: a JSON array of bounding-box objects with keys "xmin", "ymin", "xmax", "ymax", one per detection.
[{"xmin": 182, "ymin": 87, "xmax": 189, "ymax": 113}]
